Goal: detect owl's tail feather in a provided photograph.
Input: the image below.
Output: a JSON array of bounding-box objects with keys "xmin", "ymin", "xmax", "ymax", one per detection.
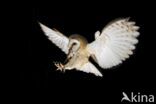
[{"xmin": 79, "ymin": 62, "xmax": 103, "ymax": 77}]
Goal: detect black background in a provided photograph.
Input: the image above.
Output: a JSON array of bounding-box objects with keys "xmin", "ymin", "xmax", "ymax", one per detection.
[{"xmin": 22, "ymin": 1, "xmax": 155, "ymax": 102}]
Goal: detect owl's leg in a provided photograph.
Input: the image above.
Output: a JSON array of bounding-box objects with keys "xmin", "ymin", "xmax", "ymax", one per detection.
[
  {"xmin": 63, "ymin": 60, "xmax": 75, "ymax": 70},
  {"xmin": 53, "ymin": 61, "xmax": 74, "ymax": 72}
]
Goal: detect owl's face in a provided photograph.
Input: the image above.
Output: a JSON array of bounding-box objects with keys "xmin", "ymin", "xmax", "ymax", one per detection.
[{"xmin": 68, "ymin": 39, "xmax": 80, "ymax": 53}]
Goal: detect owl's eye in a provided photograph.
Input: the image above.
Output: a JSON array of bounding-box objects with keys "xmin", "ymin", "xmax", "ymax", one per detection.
[{"xmin": 73, "ymin": 43, "xmax": 77, "ymax": 45}]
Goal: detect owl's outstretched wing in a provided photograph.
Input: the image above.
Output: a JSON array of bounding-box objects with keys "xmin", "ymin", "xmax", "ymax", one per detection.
[
  {"xmin": 87, "ymin": 18, "xmax": 140, "ymax": 69},
  {"xmin": 39, "ymin": 22, "xmax": 69, "ymax": 54}
]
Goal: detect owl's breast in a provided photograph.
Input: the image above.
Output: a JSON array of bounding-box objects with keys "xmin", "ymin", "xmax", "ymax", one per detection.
[{"xmin": 65, "ymin": 48, "xmax": 89, "ymax": 69}]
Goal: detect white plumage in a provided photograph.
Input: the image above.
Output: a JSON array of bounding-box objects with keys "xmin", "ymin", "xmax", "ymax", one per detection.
[
  {"xmin": 39, "ymin": 23, "xmax": 69, "ymax": 54},
  {"xmin": 39, "ymin": 18, "xmax": 140, "ymax": 77},
  {"xmin": 87, "ymin": 18, "xmax": 140, "ymax": 69}
]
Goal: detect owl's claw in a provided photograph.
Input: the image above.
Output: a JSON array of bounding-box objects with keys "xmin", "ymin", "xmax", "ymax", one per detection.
[{"xmin": 53, "ymin": 62, "xmax": 65, "ymax": 72}]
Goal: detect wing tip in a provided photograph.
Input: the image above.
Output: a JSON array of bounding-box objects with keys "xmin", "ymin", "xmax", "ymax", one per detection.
[
  {"xmin": 96, "ymin": 73, "xmax": 103, "ymax": 77},
  {"xmin": 37, "ymin": 21, "xmax": 42, "ymax": 25},
  {"xmin": 38, "ymin": 21, "xmax": 45, "ymax": 29},
  {"xmin": 92, "ymin": 69, "xmax": 103, "ymax": 77}
]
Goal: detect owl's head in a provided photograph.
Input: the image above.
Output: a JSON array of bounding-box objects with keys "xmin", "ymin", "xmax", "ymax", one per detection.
[{"xmin": 68, "ymin": 34, "xmax": 88, "ymax": 52}]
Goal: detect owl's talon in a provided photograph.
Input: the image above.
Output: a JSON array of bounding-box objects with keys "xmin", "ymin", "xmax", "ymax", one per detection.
[{"xmin": 53, "ymin": 62, "xmax": 65, "ymax": 72}]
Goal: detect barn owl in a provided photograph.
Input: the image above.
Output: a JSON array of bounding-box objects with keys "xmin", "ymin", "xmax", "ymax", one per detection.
[{"xmin": 39, "ymin": 18, "xmax": 140, "ymax": 77}]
